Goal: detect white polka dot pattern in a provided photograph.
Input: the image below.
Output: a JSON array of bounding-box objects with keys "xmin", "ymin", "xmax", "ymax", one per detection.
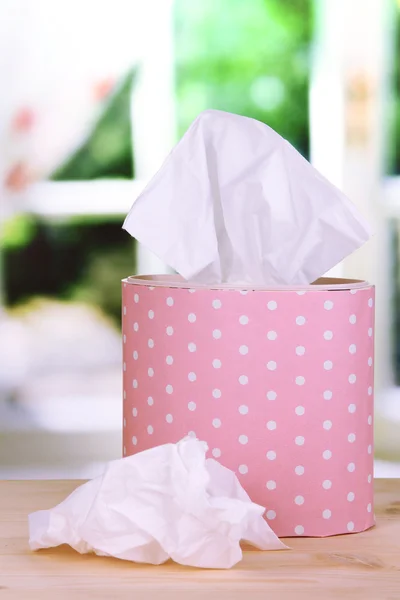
[{"xmin": 122, "ymin": 281, "xmax": 374, "ymax": 537}]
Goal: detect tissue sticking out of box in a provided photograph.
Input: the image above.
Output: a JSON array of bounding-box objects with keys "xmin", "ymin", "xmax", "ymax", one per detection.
[
  {"xmin": 28, "ymin": 437, "xmax": 286, "ymax": 569},
  {"xmin": 123, "ymin": 109, "xmax": 371, "ymax": 286}
]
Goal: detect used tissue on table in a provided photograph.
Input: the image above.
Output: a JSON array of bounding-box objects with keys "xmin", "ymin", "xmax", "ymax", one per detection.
[
  {"xmin": 123, "ymin": 109, "xmax": 371, "ymax": 286},
  {"xmin": 28, "ymin": 437, "xmax": 285, "ymax": 568}
]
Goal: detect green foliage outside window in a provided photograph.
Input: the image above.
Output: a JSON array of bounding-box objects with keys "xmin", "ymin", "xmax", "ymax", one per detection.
[{"xmin": 174, "ymin": 0, "xmax": 312, "ymax": 157}]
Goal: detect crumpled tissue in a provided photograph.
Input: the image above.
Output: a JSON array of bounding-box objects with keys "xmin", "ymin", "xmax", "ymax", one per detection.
[
  {"xmin": 123, "ymin": 109, "xmax": 371, "ymax": 286},
  {"xmin": 28, "ymin": 437, "xmax": 285, "ymax": 568}
]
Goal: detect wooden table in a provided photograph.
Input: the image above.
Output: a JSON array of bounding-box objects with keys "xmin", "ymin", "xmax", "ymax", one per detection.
[{"xmin": 0, "ymin": 480, "xmax": 399, "ymax": 599}]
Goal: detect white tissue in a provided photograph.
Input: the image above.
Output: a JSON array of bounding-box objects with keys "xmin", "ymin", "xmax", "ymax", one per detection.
[
  {"xmin": 28, "ymin": 437, "xmax": 285, "ymax": 568},
  {"xmin": 123, "ymin": 109, "xmax": 371, "ymax": 286}
]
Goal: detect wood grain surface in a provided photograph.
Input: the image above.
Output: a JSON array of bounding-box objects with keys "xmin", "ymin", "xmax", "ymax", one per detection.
[{"xmin": 0, "ymin": 479, "xmax": 399, "ymax": 599}]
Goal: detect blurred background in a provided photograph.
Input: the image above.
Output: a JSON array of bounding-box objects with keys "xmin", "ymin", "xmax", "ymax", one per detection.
[{"xmin": 0, "ymin": 0, "xmax": 399, "ymax": 478}]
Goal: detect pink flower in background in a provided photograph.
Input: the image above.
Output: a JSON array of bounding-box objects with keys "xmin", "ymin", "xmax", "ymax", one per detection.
[
  {"xmin": 4, "ymin": 162, "xmax": 31, "ymax": 192},
  {"xmin": 93, "ymin": 78, "xmax": 115, "ymax": 101},
  {"xmin": 12, "ymin": 108, "xmax": 36, "ymax": 133}
]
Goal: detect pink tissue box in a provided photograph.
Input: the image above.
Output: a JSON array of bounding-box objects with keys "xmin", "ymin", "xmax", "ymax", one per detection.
[{"xmin": 122, "ymin": 275, "xmax": 375, "ymax": 537}]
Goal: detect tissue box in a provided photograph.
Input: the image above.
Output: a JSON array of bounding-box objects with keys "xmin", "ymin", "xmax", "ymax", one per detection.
[{"xmin": 122, "ymin": 275, "xmax": 375, "ymax": 537}]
